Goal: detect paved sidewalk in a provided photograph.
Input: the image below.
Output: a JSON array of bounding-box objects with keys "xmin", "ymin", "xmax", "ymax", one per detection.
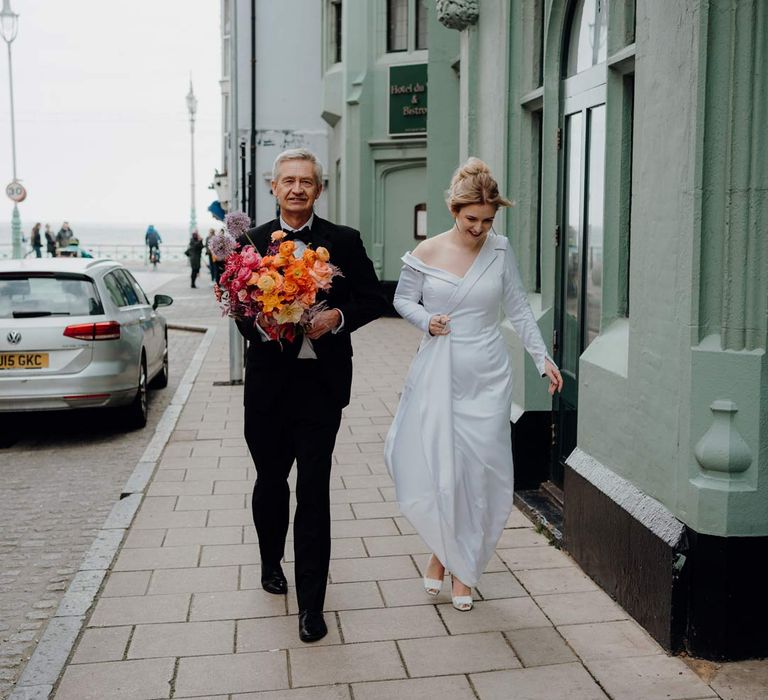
[{"xmin": 33, "ymin": 277, "xmax": 765, "ymax": 699}]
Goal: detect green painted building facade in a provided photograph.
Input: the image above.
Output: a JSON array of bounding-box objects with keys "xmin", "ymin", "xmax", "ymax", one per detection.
[{"xmin": 323, "ymin": 0, "xmax": 768, "ymax": 659}]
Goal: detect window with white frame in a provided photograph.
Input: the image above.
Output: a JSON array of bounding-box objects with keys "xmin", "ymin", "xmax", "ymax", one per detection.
[
  {"xmin": 386, "ymin": 0, "xmax": 428, "ymax": 53},
  {"xmin": 329, "ymin": 0, "xmax": 342, "ymax": 65}
]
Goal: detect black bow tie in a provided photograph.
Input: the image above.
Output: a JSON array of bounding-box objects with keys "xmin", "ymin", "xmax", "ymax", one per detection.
[{"xmin": 282, "ymin": 226, "xmax": 312, "ymax": 244}]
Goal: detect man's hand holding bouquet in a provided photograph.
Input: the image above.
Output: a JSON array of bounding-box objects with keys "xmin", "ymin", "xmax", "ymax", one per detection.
[{"xmin": 210, "ymin": 212, "xmax": 342, "ymax": 344}]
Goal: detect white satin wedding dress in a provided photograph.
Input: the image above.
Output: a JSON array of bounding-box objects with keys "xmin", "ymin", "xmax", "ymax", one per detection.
[{"xmin": 384, "ymin": 233, "xmax": 550, "ymax": 586}]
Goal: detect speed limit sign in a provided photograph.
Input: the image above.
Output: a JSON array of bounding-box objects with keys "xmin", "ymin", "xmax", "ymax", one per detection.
[{"xmin": 6, "ymin": 181, "xmax": 27, "ymax": 203}]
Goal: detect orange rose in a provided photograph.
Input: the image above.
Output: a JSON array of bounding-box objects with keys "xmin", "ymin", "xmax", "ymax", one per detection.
[
  {"xmin": 279, "ymin": 240, "xmax": 296, "ymax": 258},
  {"xmin": 271, "ymin": 230, "xmax": 286, "ymax": 242},
  {"xmin": 311, "ymin": 261, "xmax": 334, "ymax": 289},
  {"xmin": 302, "ymin": 249, "xmax": 317, "ymax": 265},
  {"xmin": 272, "ymin": 255, "xmax": 289, "ymax": 268},
  {"xmin": 315, "ymin": 246, "xmax": 330, "ymax": 262},
  {"xmin": 300, "ymin": 290, "xmax": 317, "ymax": 306},
  {"xmin": 282, "ymin": 278, "xmax": 300, "ymax": 298}
]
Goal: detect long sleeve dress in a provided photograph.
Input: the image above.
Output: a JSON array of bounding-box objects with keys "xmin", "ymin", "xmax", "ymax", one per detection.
[{"xmin": 384, "ymin": 233, "xmax": 551, "ymax": 586}]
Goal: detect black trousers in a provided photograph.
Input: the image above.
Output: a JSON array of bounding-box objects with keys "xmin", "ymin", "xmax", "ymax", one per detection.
[{"xmin": 244, "ymin": 360, "xmax": 342, "ymax": 612}]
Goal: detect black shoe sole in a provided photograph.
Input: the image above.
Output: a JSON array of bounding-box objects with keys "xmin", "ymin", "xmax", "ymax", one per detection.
[{"xmin": 299, "ymin": 628, "xmax": 328, "ymax": 643}]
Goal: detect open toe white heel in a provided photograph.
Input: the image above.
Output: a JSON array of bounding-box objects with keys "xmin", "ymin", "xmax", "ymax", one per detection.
[
  {"xmin": 423, "ymin": 555, "xmax": 445, "ymax": 596},
  {"xmin": 423, "ymin": 576, "xmax": 443, "ymax": 596},
  {"xmin": 451, "ymin": 576, "xmax": 473, "ymax": 611}
]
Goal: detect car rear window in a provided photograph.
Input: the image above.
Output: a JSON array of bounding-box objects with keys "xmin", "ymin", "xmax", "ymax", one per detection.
[{"xmin": 0, "ymin": 274, "xmax": 104, "ymax": 319}]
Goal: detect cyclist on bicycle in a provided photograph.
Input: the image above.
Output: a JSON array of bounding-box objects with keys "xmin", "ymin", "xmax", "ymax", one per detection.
[{"xmin": 145, "ymin": 225, "xmax": 162, "ymax": 266}]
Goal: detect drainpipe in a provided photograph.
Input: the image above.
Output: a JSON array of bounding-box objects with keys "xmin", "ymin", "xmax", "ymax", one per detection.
[
  {"xmin": 248, "ymin": 0, "xmax": 257, "ymax": 223},
  {"xmin": 228, "ymin": 0, "xmax": 245, "ymax": 385}
]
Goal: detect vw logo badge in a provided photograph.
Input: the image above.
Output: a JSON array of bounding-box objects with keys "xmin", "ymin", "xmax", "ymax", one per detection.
[{"xmin": 7, "ymin": 331, "xmax": 21, "ymax": 345}]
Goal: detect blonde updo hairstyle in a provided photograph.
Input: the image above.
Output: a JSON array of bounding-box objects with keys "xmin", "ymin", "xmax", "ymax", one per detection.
[{"xmin": 445, "ymin": 157, "xmax": 514, "ymax": 215}]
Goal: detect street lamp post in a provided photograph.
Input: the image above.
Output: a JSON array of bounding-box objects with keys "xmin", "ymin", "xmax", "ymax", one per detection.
[
  {"xmin": 186, "ymin": 79, "xmax": 198, "ymax": 234},
  {"xmin": 1, "ymin": 0, "xmax": 23, "ymax": 259}
]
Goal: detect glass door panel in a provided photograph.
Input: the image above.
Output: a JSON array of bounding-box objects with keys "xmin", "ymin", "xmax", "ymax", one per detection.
[
  {"xmin": 585, "ymin": 104, "xmax": 605, "ymax": 345},
  {"xmin": 563, "ymin": 112, "xmax": 583, "ymax": 380}
]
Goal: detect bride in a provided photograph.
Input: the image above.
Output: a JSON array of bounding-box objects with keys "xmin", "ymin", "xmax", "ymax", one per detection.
[{"xmin": 384, "ymin": 158, "xmax": 563, "ymax": 610}]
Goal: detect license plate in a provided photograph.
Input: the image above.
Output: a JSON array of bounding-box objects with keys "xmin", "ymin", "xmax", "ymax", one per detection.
[{"xmin": 0, "ymin": 352, "xmax": 50, "ymax": 370}]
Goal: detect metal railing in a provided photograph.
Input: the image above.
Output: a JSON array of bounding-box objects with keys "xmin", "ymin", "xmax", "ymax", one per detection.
[{"xmin": 0, "ymin": 244, "xmax": 191, "ymax": 263}]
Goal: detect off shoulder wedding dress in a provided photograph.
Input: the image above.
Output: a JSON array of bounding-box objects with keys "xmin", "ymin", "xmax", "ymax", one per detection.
[{"xmin": 384, "ymin": 233, "xmax": 551, "ymax": 586}]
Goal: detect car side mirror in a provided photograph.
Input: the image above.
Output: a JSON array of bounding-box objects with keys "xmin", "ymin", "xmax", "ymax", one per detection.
[{"xmin": 152, "ymin": 294, "xmax": 173, "ymax": 310}]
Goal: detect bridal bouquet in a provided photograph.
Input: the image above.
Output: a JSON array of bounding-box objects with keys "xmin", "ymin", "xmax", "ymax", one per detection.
[{"xmin": 211, "ymin": 212, "xmax": 342, "ymax": 342}]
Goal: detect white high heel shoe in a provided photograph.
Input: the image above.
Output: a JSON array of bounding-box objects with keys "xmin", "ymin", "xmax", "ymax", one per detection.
[
  {"xmin": 423, "ymin": 555, "xmax": 444, "ymax": 596},
  {"xmin": 451, "ymin": 575, "xmax": 473, "ymax": 611}
]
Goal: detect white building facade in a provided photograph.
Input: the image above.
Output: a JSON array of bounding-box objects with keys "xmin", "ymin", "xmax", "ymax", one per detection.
[{"xmin": 215, "ymin": 0, "xmax": 329, "ymax": 224}]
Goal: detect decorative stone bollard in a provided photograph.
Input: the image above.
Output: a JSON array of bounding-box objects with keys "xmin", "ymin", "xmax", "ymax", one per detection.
[{"xmin": 694, "ymin": 399, "xmax": 753, "ymax": 475}]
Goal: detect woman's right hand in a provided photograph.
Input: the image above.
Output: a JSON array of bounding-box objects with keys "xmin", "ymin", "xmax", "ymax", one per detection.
[{"xmin": 428, "ymin": 314, "xmax": 451, "ymax": 336}]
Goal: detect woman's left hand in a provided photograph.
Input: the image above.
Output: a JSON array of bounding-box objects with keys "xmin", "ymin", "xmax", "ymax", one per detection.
[{"xmin": 544, "ymin": 360, "xmax": 563, "ymax": 396}]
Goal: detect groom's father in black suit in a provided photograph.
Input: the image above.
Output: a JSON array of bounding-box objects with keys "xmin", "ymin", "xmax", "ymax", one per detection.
[{"xmin": 236, "ymin": 148, "xmax": 387, "ymax": 642}]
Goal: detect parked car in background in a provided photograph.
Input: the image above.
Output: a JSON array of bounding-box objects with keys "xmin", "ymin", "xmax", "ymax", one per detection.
[{"xmin": 0, "ymin": 258, "xmax": 173, "ymax": 429}]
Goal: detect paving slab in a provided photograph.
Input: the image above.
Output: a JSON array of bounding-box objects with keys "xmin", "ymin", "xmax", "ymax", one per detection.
[
  {"xmin": 174, "ymin": 650, "xmax": 288, "ymax": 696},
  {"xmin": 559, "ymin": 620, "xmax": 663, "ymax": 661},
  {"xmin": 338, "ymin": 604, "xmax": 446, "ymax": 642},
  {"xmin": 470, "ymin": 662, "xmax": 610, "ymax": 700},
  {"xmin": 70, "ymin": 626, "xmax": 132, "ymax": 664},
  {"xmin": 399, "ymin": 631, "xmax": 521, "ymax": 676},
  {"xmin": 352, "ymin": 675, "xmax": 476, "ymax": 700},
  {"xmin": 289, "ymin": 641, "xmax": 405, "ymax": 687},
  {"xmin": 55, "ymin": 657, "xmax": 175, "ymax": 700},
  {"xmin": 588, "ymin": 655, "xmax": 719, "ymax": 700},
  {"xmin": 505, "ymin": 626, "xmax": 578, "ymax": 667},
  {"xmin": 127, "ymin": 619, "xmax": 235, "ymax": 658}
]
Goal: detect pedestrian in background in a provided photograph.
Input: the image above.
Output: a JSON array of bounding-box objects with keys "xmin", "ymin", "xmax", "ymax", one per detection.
[
  {"xmin": 30, "ymin": 223, "xmax": 42, "ymax": 258},
  {"xmin": 44, "ymin": 224, "xmax": 56, "ymax": 256},
  {"xmin": 185, "ymin": 230, "xmax": 204, "ymax": 288},
  {"xmin": 56, "ymin": 221, "xmax": 74, "ymax": 250},
  {"xmin": 205, "ymin": 228, "xmax": 220, "ymax": 284}
]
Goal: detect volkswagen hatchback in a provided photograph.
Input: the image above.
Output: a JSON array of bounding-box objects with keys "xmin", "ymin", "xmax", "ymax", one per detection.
[{"xmin": 0, "ymin": 258, "xmax": 173, "ymax": 429}]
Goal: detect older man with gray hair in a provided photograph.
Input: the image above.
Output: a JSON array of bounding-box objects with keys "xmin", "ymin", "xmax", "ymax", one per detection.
[{"xmin": 235, "ymin": 148, "xmax": 388, "ymax": 642}]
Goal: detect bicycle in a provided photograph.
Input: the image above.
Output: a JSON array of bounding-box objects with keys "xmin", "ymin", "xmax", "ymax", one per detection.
[{"xmin": 148, "ymin": 246, "xmax": 160, "ymax": 269}]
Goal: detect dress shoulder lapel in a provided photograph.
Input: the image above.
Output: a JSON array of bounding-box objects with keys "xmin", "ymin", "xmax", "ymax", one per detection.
[{"xmin": 443, "ymin": 234, "xmax": 504, "ymax": 314}]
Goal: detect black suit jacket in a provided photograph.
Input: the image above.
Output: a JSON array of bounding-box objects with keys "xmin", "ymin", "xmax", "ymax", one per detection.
[{"xmin": 236, "ymin": 216, "xmax": 388, "ymax": 409}]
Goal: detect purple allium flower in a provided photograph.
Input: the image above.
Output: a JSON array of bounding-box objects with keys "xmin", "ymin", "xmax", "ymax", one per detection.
[
  {"xmin": 208, "ymin": 231, "xmax": 239, "ymax": 260},
  {"xmin": 225, "ymin": 211, "xmax": 251, "ymax": 237}
]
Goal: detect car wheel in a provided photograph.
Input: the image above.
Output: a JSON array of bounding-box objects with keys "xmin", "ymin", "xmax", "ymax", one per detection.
[
  {"xmin": 124, "ymin": 356, "xmax": 148, "ymax": 429},
  {"xmin": 151, "ymin": 336, "xmax": 169, "ymax": 389}
]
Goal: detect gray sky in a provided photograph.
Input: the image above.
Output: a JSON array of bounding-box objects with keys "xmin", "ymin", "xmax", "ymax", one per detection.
[{"xmin": 0, "ymin": 0, "xmax": 221, "ymax": 228}]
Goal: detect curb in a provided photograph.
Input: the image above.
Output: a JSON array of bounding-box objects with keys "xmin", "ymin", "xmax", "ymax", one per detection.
[
  {"xmin": 166, "ymin": 322, "xmax": 210, "ymax": 334},
  {"xmin": 10, "ymin": 325, "xmax": 218, "ymax": 700}
]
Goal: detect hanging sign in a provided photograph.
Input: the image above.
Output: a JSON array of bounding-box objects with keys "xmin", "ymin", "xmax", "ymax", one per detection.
[
  {"xmin": 5, "ymin": 181, "xmax": 27, "ymax": 203},
  {"xmin": 389, "ymin": 63, "xmax": 428, "ymax": 137}
]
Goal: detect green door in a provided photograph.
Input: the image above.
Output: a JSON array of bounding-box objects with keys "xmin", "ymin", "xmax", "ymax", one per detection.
[
  {"xmin": 381, "ymin": 163, "xmax": 427, "ymax": 281},
  {"xmin": 553, "ymin": 0, "xmax": 607, "ymax": 486}
]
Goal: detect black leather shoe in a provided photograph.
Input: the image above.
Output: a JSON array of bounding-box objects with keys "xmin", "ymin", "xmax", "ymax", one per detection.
[
  {"xmin": 260, "ymin": 563, "xmax": 287, "ymax": 595},
  {"xmin": 298, "ymin": 610, "xmax": 327, "ymax": 643}
]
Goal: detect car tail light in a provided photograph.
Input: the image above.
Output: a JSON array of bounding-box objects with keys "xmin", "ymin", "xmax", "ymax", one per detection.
[{"xmin": 63, "ymin": 321, "xmax": 121, "ymax": 341}]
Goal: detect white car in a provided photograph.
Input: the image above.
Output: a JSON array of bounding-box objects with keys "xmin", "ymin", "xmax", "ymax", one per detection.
[{"xmin": 0, "ymin": 258, "xmax": 173, "ymax": 428}]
